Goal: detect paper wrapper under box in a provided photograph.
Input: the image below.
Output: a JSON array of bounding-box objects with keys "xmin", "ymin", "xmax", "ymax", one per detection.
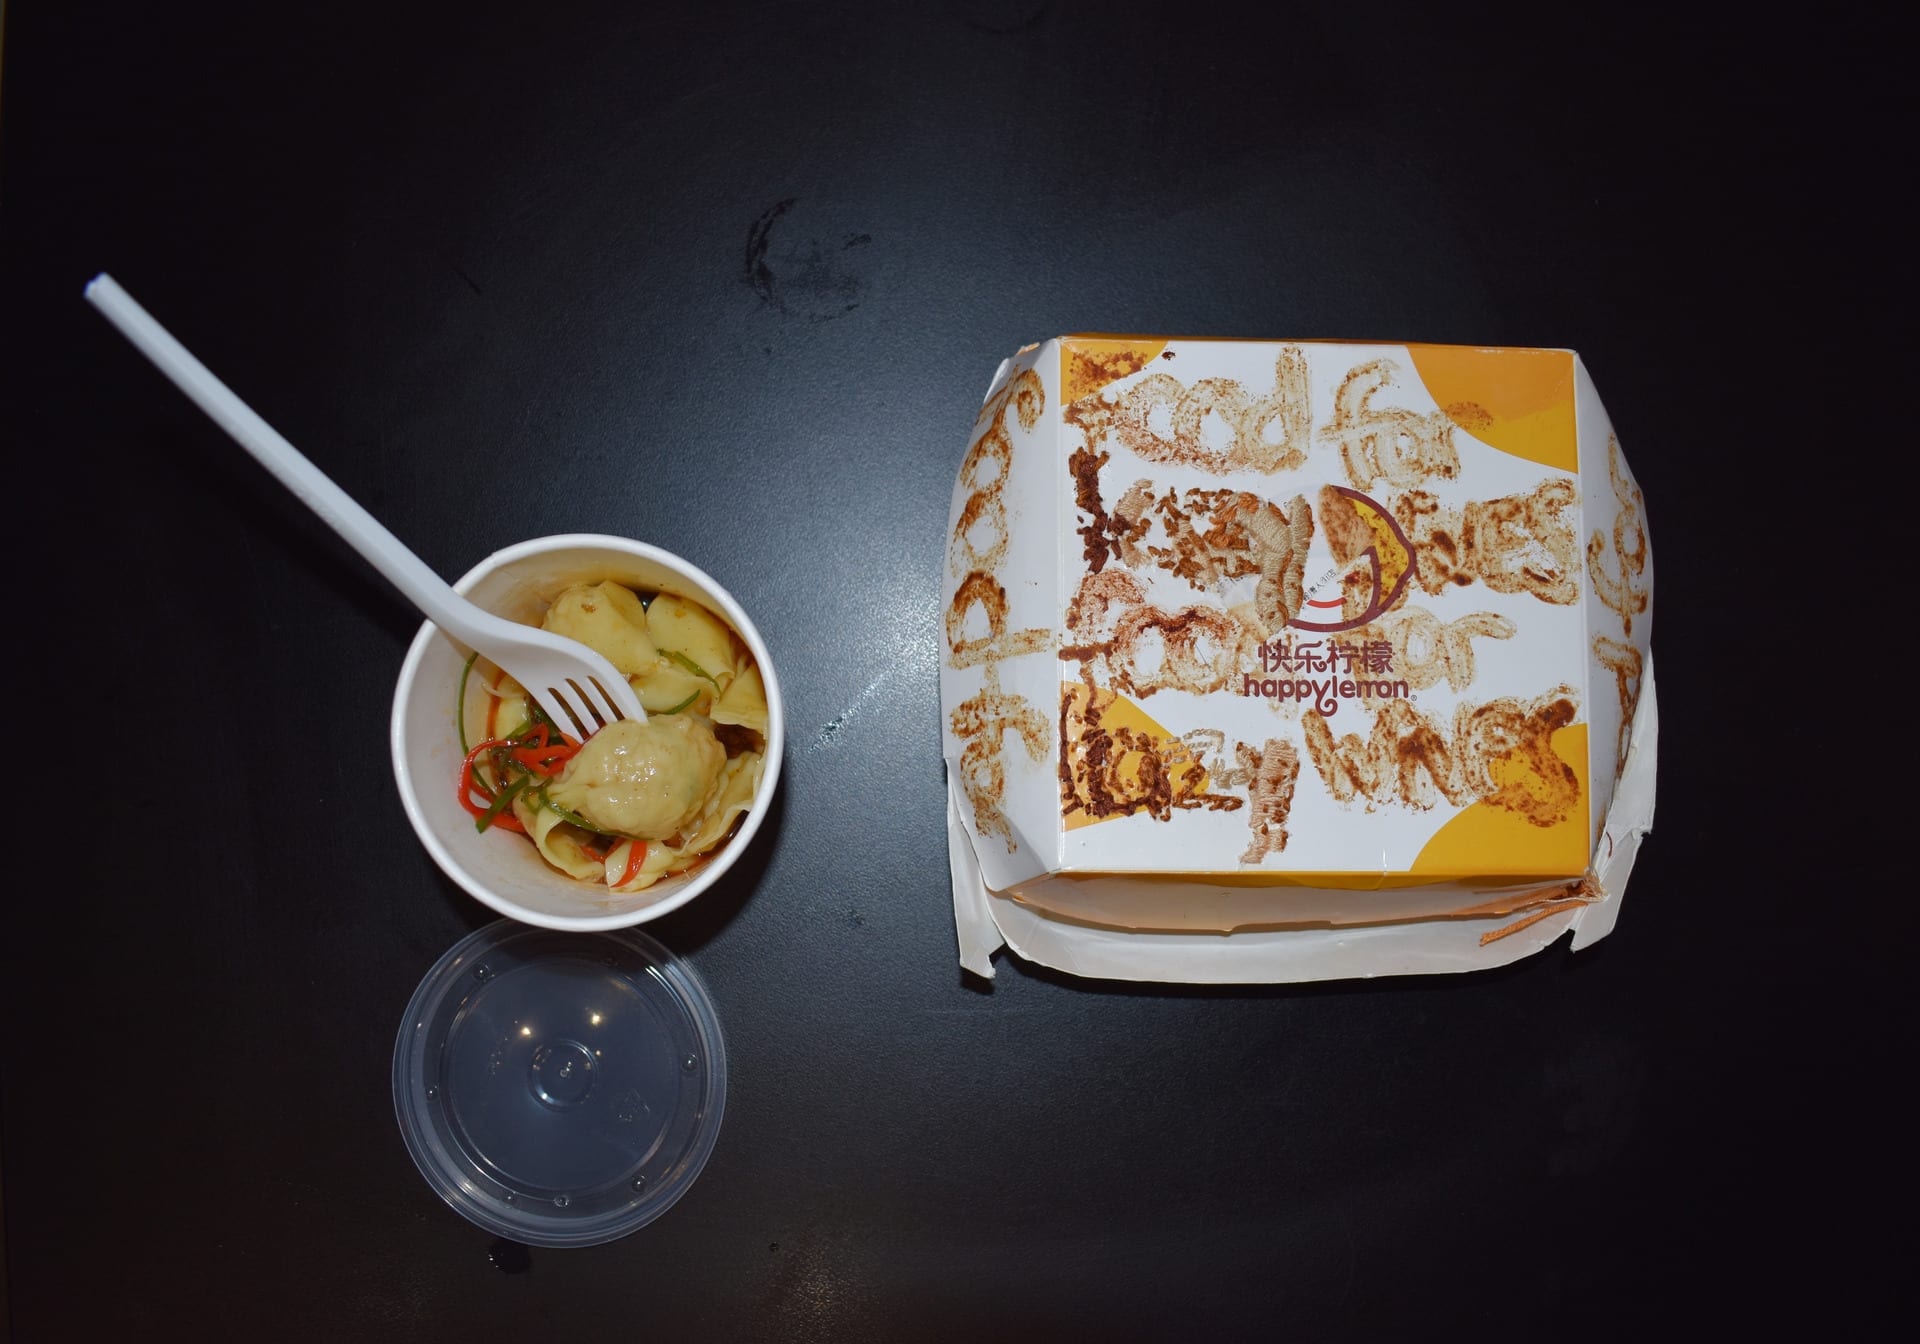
[{"xmin": 939, "ymin": 337, "xmax": 1656, "ymax": 983}]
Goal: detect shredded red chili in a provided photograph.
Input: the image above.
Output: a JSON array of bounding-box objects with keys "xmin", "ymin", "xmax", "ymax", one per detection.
[
  {"xmin": 617, "ymin": 840, "xmax": 650, "ymax": 888},
  {"xmin": 505, "ymin": 723, "xmax": 582, "ymax": 777},
  {"xmin": 457, "ymin": 735, "xmax": 534, "ymax": 833}
]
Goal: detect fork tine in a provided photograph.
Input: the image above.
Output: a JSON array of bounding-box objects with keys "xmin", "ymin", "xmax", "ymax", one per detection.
[
  {"xmin": 534, "ymin": 686, "xmax": 592, "ymax": 741},
  {"xmin": 565, "ymin": 679, "xmax": 613, "ymax": 733},
  {"xmin": 583, "ymin": 676, "xmax": 630, "ymax": 726},
  {"xmin": 508, "ymin": 650, "xmax": 642, "ymax": 742}
]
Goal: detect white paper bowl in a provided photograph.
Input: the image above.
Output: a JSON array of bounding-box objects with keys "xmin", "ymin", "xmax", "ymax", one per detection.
[{"xmin": 390, "ymin": 535, "xmax": 784, "ymax": 930}]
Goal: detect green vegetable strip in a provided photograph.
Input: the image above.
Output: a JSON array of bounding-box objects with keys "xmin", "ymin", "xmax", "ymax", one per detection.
[
  {"xmin": 659, "ymin": 691, "xmax": 699, "ymax": 714},
  {"xmin": 525, "ymin": 697, "xmax": 561, "ymax": 736},
  {"xmin": 535, "ymin": 785, "xmax": 624, "ymax": 837},
  {"xmin": 456, "ymin": 651, "xmax": 479, "ymax": 753},
  {"xmin": 663, "ymin": 649, "xmax": 719, "ymax": 687},
  {"xmin": 476, "ymin": 773, "xmax": 534, "ymax": 832}
]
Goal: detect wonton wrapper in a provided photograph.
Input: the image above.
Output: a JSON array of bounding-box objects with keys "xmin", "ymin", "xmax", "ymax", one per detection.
[
  {"xmin": 630, "ymin": 661, "xmax": 714, "ymax": 715},
  {"xmin": 644, "ymin": 594, "xmax": 735, "ymax": 683},
  {"xmin": 478, "ymin": 674, "xmax": 529, "ymax": 740},
  {"xmin": 547, "ymin": 715, "xmax": 725, "ymax": 840},
  {"xmin": 711, "ymin": 664, "xmax": 769, "ymax": 740},
  {"xmin": 542, "ymin": 582, "xmax": 663, "ymax": 677},
  {"xmin": 510, "ymin": 793, "xmax": 604, "ymax": 881},
  {"xmin": 603, "ymin": 751, "xmax": 766, "ymax": 893}
]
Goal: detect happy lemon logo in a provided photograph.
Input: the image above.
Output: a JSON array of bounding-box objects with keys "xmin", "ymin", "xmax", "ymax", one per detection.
[{"xmin": 1289, "ymin": 485, "xmax": 1415, "ymax": 634}]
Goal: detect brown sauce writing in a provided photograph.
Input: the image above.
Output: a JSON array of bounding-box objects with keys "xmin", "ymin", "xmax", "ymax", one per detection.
[
  {"xmin": 1062, "ymin": 347, "xmax": 1313, "ymax": 476},
  {"xmin": 947, "ymin": 367, "xmax": 1052, "ymax": 850},
  {"xmin": 1392, "ymin": 479, "xmax": 1580, "ymax": 604},
  {"xmin": 1587, "ymin": 436, "xmax": 1649, "ymax": 636},
  {"xmin": 1319, "ymin": 359, "xmax": 1468, "ymax": 491},
  {"xmin": 1302, "ymin": 688, "xmax": 1581, "ymax": 827}
]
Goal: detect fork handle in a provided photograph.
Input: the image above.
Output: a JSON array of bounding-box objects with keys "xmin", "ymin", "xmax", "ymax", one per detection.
[{"xmin": 85, "ymin": 274, "xmax": 493, "ymax": 644}]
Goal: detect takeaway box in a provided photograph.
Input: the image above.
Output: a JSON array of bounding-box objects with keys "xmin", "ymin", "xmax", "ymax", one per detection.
[{"xmin": 941, "ymin": 337, "xmax": 1656, "ymax": 982}]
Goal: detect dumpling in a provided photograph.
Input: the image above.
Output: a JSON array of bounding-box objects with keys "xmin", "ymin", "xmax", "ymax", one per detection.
[
  {"xmin": 644, "ymin": 594, "xmax": 736, "ymax": 685},
  {"xmin": 602, "ymin": 752, "xmax": 765, "ymax": 894},
  {"xmin": 542, "ymin": 582, "xmax": 663, "ymax": 676},
  {"xmin": 547, "ymin": 715, "xmax": 726, "ymax": 840}
]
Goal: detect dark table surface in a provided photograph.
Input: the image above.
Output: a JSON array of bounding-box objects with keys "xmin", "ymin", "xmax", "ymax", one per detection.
[{"xmin": 1, "ymin": 3, "xmax": 1904, "ymax": 1338}]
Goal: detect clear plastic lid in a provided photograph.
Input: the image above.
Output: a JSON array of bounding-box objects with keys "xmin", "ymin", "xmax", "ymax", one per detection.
[{"xmin": 392, "ymin": 920, "xmax": 727, "ymax": 1248}]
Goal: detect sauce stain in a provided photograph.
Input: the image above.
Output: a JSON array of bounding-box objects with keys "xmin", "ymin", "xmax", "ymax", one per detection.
[
  {"xmin": 1587, "ymin": 436, "xmax": 1650, "ymax": 634},
  {"xmin": 1319, "ymin": 358, "xmax": 1467, "ymax": 490},
  {"xmin": 1392, "ymin": 478, "xmax": 1581, "ymax": 604},
  {"xmin": 1063, "ymin": 346, "xmax": 1313, "ymax": 475},
  {"xmin": 1302, "ymin": 688, "xmax": 1581, "ymax": 826},
  {"xmin": 946, "ymin": 367, "xmax": 1052, "ymax": 850}
]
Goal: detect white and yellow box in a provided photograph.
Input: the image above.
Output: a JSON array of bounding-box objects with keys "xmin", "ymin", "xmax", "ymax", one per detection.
[{"xmin": 940, "ymin": 336, "xmax": 1656, "ymax": 982}]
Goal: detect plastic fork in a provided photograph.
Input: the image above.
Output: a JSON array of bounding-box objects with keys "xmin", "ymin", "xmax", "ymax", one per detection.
[{"xmin": 85, "ymin": 273, "xmax": 646, "ymax": 740}]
